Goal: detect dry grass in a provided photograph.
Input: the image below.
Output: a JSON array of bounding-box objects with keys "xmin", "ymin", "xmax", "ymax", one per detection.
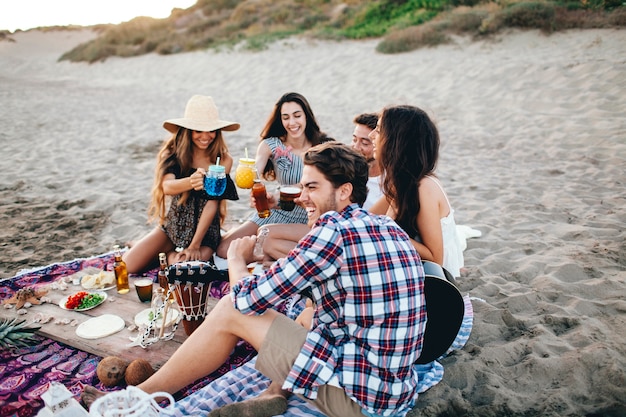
[
  {"xmin": 35, "ymin": 0, "xmax": 625, "ymax": 62},
  {"xmin": 378, "ymin": 1, "xmax": 625, "ymax": 53}
]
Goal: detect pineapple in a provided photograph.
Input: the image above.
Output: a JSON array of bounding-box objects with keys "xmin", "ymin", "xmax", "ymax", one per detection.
[{"xmin": 0, "ymin": 317, "xmax": 41, "ymax": 348}]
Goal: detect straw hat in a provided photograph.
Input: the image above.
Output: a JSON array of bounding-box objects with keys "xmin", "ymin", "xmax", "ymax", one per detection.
[{"xmin": 163, "ymin": 95, "xmax": 240, "ymax": 133}]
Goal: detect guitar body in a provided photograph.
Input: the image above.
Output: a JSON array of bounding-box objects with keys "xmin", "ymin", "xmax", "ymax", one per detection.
[{"xmin": 415, "ymin": 261, "xmax": 465, "ymax": 364}]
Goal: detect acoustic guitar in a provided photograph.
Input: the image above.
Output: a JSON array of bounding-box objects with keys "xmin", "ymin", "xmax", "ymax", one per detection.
[{"xmin": 414, "ymin": 261, "xmax": 465, "ymax": 365}]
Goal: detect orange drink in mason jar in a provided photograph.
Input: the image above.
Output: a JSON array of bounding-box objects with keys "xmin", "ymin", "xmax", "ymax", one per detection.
[{"xmin": 235, "ymin": 158, "xmax": 256, "ymax": 189}]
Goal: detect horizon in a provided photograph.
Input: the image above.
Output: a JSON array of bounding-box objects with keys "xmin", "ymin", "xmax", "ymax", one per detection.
[{"xmin": 0, "ymin": 0, "xmax": 196, "ymax": 32}]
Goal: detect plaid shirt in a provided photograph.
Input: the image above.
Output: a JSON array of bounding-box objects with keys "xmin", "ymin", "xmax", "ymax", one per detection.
[{"xmin": 231, "ymin": 204, "xmax": 426, "ymax": 417}]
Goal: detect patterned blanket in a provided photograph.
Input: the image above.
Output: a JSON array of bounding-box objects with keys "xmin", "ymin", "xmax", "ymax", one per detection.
[
  {"xmin": 162, "ymin": 294, "xmax": 474, "ymax": 417},
  {"xmin": 0, "ymin": 253, "xmax": 256, "ymax": 417},
  {"xmin": 0, "ymin": 254, "xmax": 473, "ymax": 417}
]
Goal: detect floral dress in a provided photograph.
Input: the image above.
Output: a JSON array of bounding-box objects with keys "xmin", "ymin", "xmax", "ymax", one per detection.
[{"xmin": 162, "ymin": 161, "xmax": 238, "ymax": 250}]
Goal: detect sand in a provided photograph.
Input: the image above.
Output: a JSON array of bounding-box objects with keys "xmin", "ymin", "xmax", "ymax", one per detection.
[{"xmin": 1, "ymin": 28, "xmax": 625, "ymax": 415}]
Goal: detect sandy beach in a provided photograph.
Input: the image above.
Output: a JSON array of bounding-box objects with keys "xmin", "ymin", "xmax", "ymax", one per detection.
[{"xmin": 1, "ymin": 28, "xmax": 625, "ymax": 415}]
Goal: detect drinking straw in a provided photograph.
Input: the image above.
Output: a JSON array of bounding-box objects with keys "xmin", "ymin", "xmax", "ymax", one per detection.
[
  {"xmin": 216, "ymin": 157, "xmax": 220, "ymax": 166},
  {"xmin": 245, "ymin": 148, "xmax": 248, "ymax": 159}
]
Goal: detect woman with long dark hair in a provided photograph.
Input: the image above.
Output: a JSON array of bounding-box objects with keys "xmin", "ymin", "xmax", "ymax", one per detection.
[
  {"xmin": 370, "ymin": 105, "xmax": 464, "ymax": 277},
  {"xmin": 216, "ymin": 92, "xmax": 331, "ymax": 258}
]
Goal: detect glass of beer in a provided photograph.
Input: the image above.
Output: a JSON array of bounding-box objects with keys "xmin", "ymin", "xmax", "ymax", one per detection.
[
  {"xmin": 279, "ymin": 185, "xmax": 302, "ymax": 211},
  {"xmin": 134, "ymin": 278, "xmax": 154, "ymax": 302}
]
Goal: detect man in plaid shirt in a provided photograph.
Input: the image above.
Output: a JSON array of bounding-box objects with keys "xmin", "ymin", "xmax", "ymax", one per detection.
[{"xmin": 127, "ymin": 142, "xmax": 426, "ymax": 417}]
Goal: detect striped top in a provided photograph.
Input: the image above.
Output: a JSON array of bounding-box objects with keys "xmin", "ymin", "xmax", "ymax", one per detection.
[
  {"xmin": 248, "ymin": 137, "xmax": 308, "ymax": 226},
  {"xmin": 265, "ymin": 136, "xmax": 304, "ymax": 185}
]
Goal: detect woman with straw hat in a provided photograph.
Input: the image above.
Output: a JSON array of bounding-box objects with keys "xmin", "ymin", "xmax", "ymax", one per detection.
[{"xmin": 123, "ymin": 95, "xmax": 240, "ymax": 273}]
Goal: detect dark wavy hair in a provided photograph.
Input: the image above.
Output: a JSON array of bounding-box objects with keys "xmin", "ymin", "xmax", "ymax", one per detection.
[
  {"xmin": 353, "ymin": 113, "xmax": 378, "ymax": 130},
  {"xmin": 303, "ymin": 142, "xmax": 368, "ymax": 207},
  {"xmin": 260, "ymin": 92, "xmax": 328, "ymax": 180},
  {"xmin": 378, "ymin": 105, "xmax": 439, "ymax": 237}
]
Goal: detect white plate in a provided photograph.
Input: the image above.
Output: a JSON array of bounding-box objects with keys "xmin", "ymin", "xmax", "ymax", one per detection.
[
  {"xmin": 83, "ymin": 283, "xmax": 116, "ymax": 291},
  {"xmin": 76, "ymin": 314, "xmax": 125, "ymax": 339},
  {"xmin": 134, "ymin": 308, "xmax": 180, "ymax": 329},
  {"xmin": 84, "ymin": 282, "xmax": 116, "ymax": 291},
  {"xmin": 59, "ymin": 291, "xmax": 107, "ymax": 311}
]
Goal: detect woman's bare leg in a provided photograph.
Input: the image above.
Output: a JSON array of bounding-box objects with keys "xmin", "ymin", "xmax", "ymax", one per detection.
[
  {"xmin": 261, "ymin": 224, "xmax": 309, "ymax": 261},
  {"xmin": 122, "ymin": 228, "xmax": 173, "ymax": 274},
  {"xmin": 295, "ymin": 306, "xmax": 314, "ymax": 329},
  {"xmin": 216, "ymin": 221, "xmax": 258, "ymax": 259}
]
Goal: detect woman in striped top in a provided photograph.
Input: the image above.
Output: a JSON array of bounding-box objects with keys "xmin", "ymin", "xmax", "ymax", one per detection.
[{"xmin": 216, "ymin": 92, "xmax": 331, "ymax": 258}]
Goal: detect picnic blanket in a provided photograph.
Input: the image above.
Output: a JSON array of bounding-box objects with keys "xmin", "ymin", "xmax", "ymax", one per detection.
[
  {"xmin": 1, "ymin": 253, "xmax": 473, "ymax": 417},
  {"xmin": 162, "ymin": 294, "xmax": 474, "ymax": 417},
  {"xmin": 0, "ymin": 253, "xmax": 256, "ymax": 417}
]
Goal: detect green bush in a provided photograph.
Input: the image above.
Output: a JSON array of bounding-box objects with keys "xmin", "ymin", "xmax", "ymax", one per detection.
[{"xmin": 342, "ymin": 0, "xmax": 447, "ymax": 38}]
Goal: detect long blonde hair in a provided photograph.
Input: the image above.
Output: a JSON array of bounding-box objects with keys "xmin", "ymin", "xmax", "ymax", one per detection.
[{"xmin": 148, "ymin": 127, "xmax": 229, "ymax": 225}]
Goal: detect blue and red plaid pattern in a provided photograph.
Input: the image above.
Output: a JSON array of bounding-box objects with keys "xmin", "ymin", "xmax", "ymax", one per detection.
[{"xmin": 231, "ymin": 204, "xmax": 426, "ymax": 416}]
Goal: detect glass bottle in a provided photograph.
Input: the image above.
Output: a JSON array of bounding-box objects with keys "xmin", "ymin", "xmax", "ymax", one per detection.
[
  {"xmin": 150, "ymin": 287, "xmax": 166, "ymax": 340},
  {"xmin": 252, "ymin": 174, "xmax": 271, "ymax": 218},
  {"xmin": 150, "ymin": 287, "xmax": 177, "ymax": 340},
  {"xmin": 204, "ymin": 164, "xmax": 226, "ymax": 197},
  {"xmin": 151, "ymin": 287, "xmax": 166, "ymax": 318},
  {"xmin": 235, "ymin": 157, "xmax": 256, "ymax": 189},
  {"xmin": 157, "ymin": 252, "xmax": 174, "ymax": 302},
  {"xmin": 113, "ymin": 245, "xmax": 129, "ymax": 294},
  {"xmin": 254, "ymin": 227, "xmax": 269, "ymax": 259}
]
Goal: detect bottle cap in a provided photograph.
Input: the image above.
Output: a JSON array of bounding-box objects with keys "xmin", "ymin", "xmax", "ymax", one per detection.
[{"xmin": 209, "ymin": 165, "xmax": 225, "ymax": 173}]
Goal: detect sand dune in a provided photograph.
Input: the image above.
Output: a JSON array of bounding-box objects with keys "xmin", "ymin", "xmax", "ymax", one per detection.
[{"xmin": 1, "ymin": 28, "xmax": 625, "ymax": 415}]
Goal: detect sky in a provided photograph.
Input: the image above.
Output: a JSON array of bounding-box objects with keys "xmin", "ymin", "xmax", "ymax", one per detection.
[{"xmin": 0, "ymin": 0, "xmax": 197, "ymax": 32}]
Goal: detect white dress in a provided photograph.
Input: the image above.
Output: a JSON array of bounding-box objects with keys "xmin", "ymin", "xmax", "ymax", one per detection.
[
  {"xmin": 364, "ymin": 175, "xmax": 383, "ymax": 211},
  {"xmin": 418, "ymin": 177, "xmax": 465, "ymax": 277}
]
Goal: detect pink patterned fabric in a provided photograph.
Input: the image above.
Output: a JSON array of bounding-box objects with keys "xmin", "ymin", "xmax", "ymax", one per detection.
[
  {"xmin": 0, "ymin": 253, "xmax": 256, "ymax": 417},
  {"xmin": 273, "ymin": 145, "xmax": 294, "ymax": 161}
]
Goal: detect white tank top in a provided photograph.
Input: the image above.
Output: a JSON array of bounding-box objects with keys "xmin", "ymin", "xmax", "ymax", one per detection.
[
  {"xmin": 364, "ymin": 175, "xmax": 383, "ymax": 211},
  {"xmin": 419, "ymin": 177, "xmax": 465, "ymax": 277}
]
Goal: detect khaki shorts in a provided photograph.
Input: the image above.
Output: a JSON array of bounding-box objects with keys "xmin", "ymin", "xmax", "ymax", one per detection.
[{"xmin": 256, "ymin": 314, "xmax": 365, "ymax": 417}]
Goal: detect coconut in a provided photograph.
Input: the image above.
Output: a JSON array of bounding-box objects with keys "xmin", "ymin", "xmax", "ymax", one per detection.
[
  {"xmin": 96, "ymin": 356, "xmax": 129, "ymax": 387},
  {"xmin": 124, "ymin": 358, "xmax": 155, "ymax": 386}
]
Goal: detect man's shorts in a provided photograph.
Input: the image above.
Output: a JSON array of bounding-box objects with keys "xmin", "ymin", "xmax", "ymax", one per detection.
[{"xmin": 256, "ymin": 313, "xmax": 365, "ymax": 417}]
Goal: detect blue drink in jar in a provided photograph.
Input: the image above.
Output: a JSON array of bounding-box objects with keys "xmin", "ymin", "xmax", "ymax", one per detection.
[{"xmin": 204, "ymin": 165, "xmax": 226, "ymax": 197}]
